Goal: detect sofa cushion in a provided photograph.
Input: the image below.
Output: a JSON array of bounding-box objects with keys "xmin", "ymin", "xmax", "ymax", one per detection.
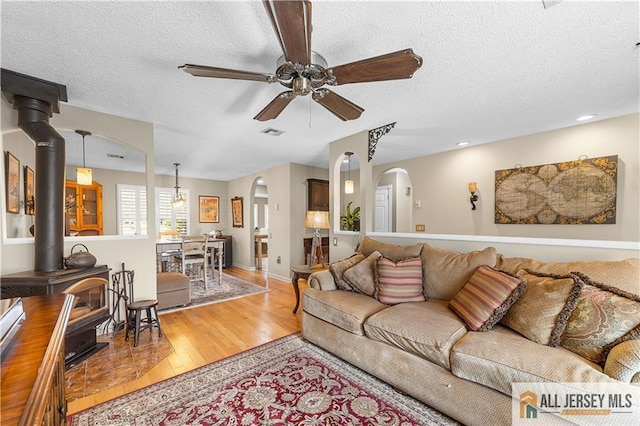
[
  {"xmin": 449, "ymin": 266, "xmax": 527, "ymax": 331},
  {"xmin": 358, "ymin": 236, "xmax": 423, "ymax": 261},
  {"xmin": 343, "ymin": 250, "xmax": 382, "ymax": 297},
  {"xmin": 450, "ymin": 326, "xmax": 613, "ymax": 396},
  {"xmin": 500, "ymin": 270, "xmax": 582, "ymax": 346},
  {"xmin": 302, "ymin": 288, "xmax": 388, "ymax": 336},
  {"xmin": 421, "ymin": 245, "xmax": 498, "ymax": 301},
  {"xmin": 364, "ymin": 300, "xmax": 467, "ymax": 369},
  {"xmin": 495, "ymin": 255, "xmax": 640, "ymax": 295},
  {"xmin": 329, "ymin": 253, "xmax": 365, "ymax": 292},
  {"xmin": 375, "ymin": 256, "xmax": 425, "ymax": 305},
  {"xmin": 604, "ymin": 340, "xmax": 640, "ymax": 384},
  {"xmin": 560, "ymin": 272, "xmax": 640, "ymax": 365}
]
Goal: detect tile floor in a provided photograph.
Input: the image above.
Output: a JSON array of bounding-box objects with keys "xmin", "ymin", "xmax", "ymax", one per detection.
[{"xmin": 65, "ymin": 330, "xmax": 173, "ymax": 401}]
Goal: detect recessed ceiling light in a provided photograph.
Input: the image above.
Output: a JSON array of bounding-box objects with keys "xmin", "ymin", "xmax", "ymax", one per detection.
[
  {"xmin": 456, "ymin": 141, "xmax": 469, "ymax": 146},
  {"xmin": 575, "ymin": 114, "xmax": 597, "ymax": 122}
]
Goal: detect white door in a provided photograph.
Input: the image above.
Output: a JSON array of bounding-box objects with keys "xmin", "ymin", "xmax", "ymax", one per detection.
[{"xmin": 375, "ymin": 186, "xmax": 392, "ymax": 232}]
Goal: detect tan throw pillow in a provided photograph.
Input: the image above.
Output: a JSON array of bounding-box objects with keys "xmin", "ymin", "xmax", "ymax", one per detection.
[
  {"xmin": 375, "ymin": 256, "xmax": 425, "ymax": 305},
  {"xmin": 495, "ymin": 256, "xmax": 639, "ymax": 295},
  {"xmin": 358, "ymin": 236, "xmax": 423, "ymax": 261},
  {"xmin": 343, "ymin": 251, "xmax": 382, "ymax": 297},
  {"xmin": 561, "ymin": 272, "xmax": 640, "ymax": 365},
  {"xmin": 501, "ymin": 270, "xmax": 582, "ymax": 346},
  {"xmin": 449, "ymin": 266, "xmax": 527, "ymax": 331},
  {"xmin": 421, "ymin": 245, "xmax": 498, "ymax": 301},
  {"xmin": 329, "ymin": 253, "xmax": 365, "ymax": 292}
]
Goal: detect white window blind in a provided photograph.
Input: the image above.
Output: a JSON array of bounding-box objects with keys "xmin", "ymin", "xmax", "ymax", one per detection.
[
  {"xmin": 156, "ymin": 187, "xmax": 190, "ymax": 236},
  {"xmin": 116, "ymin": 184, "xmax": 147, "ymax": 235}
]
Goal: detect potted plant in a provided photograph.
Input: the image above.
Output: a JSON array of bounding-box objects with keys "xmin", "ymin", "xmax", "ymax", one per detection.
[{"xmin": 340, "ymin": 202, "xmax": 360, "ymax": 231}]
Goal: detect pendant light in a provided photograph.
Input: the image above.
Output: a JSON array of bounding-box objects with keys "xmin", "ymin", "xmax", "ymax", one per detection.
[
  {"xmin": 75, "ymin": 130, "xmax": 92, "ymax": 185},
  {"xmin": 171, "ymin": 163, "xmax": 186, "ymax": 209},
  {"xmin": 344, "ymin": 151, "xmax": 354, "ymax": 194}
]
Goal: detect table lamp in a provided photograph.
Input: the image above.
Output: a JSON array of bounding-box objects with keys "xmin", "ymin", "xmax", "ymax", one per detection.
[{"xmin": 305, "ymin": 210, "xmax": 330, "ymax": 268}]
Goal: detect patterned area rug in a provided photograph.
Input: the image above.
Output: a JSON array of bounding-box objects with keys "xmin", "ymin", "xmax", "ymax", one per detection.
[
  {"xmin": 69, "ymin": 334, "xmax": 459, "ymax": 425},
  {"xmin": 159, "ymin": 273, "xmax": 269, "ymax": 313}
]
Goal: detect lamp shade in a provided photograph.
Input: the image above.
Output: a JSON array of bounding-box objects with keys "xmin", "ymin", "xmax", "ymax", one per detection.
[
  {"xmin": 304, "ymin": 210, "xmax": 330, "ymax": 229},
  {"xmin": 344, "ymin": 179, "xmax": 354, "ymax": 194},
  {"xmin": 77, "ymin": 167, "xmax": 92, "ymax": 185}
]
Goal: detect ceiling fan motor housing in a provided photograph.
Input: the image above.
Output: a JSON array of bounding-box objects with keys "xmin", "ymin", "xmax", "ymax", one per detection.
[{"xmin": 276, "ymin": 51, "xmax": 328, "ymax": 92}]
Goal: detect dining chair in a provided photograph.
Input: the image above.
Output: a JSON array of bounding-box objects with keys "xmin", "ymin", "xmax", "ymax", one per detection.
[
  {"xmin": 174, "ymin": 235, "xmax": 207, "ymax": 288},
  {"xmin": 205, "ymin": 234, "xmax": 224, "ymax": 284}
]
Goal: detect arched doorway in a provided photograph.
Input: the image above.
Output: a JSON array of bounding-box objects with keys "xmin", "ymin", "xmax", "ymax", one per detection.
[{"xmin": 252, "ymin": 177, "xmax": 269, "ymax": 271}]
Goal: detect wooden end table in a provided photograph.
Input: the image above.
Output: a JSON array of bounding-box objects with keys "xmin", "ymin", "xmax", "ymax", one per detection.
[{"xmin": 291, "ymin": 264, "xmax": 328, "ymax": 313}]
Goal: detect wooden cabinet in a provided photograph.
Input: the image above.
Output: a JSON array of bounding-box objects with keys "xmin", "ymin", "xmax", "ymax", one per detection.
[
  {"xmin": 1, "ymin": 294, "xmax": 74, "ymax": 425},
  {"xmin": 65, "ymin": 180, "xmax": 103, "ymax": 236},
  {"xmin": 220, "ymin": 235, "xmax": 233, "ymax": 268},
  {"xmin": 307, "ymin": 179, "xmax": 329, "ymax": 211}
]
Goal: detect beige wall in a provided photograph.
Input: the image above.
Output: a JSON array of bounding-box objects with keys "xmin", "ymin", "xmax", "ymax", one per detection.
[
  {"xmin": 373, "ymin": 114, "xmax": 639, "ymax": 242},
  {"xmin": 330, "ymin": 115, "xmax": 639, "ymax": 263},
  {"xmin": 3, "ymin": 93, "xmax": 636, "ymax": 294},
  {"xmin": 2, "ymin": 101, "xmax": 158, "ymax": 300}
]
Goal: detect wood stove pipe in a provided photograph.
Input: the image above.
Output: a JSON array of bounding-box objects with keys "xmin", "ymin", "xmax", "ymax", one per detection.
[{"xmin": 1, "ymin": 69, "xmax": 68, "ymax": 273}]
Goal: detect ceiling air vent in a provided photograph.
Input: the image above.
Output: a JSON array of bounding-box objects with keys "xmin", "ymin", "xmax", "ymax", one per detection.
[{"xmin": 260, "ymin": 127, "xmax": 284, "ymax": 136}]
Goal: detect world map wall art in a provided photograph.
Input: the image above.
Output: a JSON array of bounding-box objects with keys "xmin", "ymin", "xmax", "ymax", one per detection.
[{"xmin": 495, "ymin": 155, "xmax": 618, "ymax": 225}]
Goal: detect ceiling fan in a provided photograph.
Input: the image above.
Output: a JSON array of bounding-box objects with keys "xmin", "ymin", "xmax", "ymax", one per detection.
[{"xmin": 179, "ymin": 0, "xmax": 423, "ymax": 121}]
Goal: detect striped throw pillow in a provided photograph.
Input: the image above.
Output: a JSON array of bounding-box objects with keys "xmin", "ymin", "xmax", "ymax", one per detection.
[
  {"xmin": 449, "ymin": 265, "xmax": 526, "ymax": 331},
  {"xmin": 375, "ymin": 256, "xmax": 425, "ymax": 305}
]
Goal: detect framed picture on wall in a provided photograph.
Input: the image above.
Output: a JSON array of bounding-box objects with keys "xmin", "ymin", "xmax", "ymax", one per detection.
[
  {"xmin": 24, "ymin": 165, "xmax": 35, "ymax": 215},
  {"xmin": 5, "ymin": 151, "xmax": 20, "ymax": 214},
  {"xmin": 232, "ymin": 196, "xmax": 243, "ymax": 228},
  {"xmin": 199, "ymin": 195, "xmax": 219, "ymax": 223}
]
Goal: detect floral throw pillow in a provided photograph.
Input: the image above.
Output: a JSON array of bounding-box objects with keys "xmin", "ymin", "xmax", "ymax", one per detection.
[{"xmin": 560, "ymin": 272, "xmax": 640, "ymax": 365}]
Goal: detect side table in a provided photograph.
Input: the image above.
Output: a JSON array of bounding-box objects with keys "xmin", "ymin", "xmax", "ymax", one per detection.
[{"xmin": 291, "ymin": 264, "xmax": 328, "ymax": 313}]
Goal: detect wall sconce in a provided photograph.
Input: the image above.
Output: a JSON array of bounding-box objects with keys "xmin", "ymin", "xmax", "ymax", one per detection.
[
  {"xmin": 468, "ymin": 182, "xmax": 478, "ymax": 210},
  {"xmin": 344, "ymin": 151, "xmax": 354, "ymax": 194}
]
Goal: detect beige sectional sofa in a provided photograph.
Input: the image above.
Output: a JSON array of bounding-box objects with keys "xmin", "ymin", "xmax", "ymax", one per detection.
[{"xmin": 301, "ymin": 237, "xmax": 639, "ymax": 425}]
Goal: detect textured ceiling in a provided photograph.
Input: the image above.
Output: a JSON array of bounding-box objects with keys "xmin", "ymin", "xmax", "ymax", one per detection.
[{"xmin": 1, "ymin": 1, "xmax": 638, "ymax": 181}]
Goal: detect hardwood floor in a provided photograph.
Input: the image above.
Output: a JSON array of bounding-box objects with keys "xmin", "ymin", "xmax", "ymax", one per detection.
[{"xmin": 67, "ymin": 267, "xmax": 306, "ymax": 415}]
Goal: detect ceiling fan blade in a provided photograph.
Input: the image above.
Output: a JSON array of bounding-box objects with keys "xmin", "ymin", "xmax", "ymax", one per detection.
[
  {"xmin": 254, "ymin": 91, "xmax": 296, "ymax": 121},
  {"xmin": 326, "ymin": 49, "xmax": 423, "ymax": 85},
  {"xmin": 312, "ymin": 89, "xmax": 364, "ymax": 121},
  {"xmin": 180, "ymin": 64, "xmax": 276, "ymax": 83},
  {"xmin": 263, "ymin": 0, "xmax": 312, "ymax": 64}
]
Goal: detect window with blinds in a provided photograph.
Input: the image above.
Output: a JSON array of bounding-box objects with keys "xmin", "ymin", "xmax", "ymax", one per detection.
[
  {"xmin": 156, "ymin": 187, "xmax": 190, "ymax": 236},
  {"xmin": 116, "ymin": 184, "xmax": 147, "ymax": 235}
]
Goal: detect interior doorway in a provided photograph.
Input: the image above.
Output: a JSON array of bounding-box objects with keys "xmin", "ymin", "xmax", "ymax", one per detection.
[
  {"xmin": 375, "ymin": 185, "xmax": 392, "ymax": 232},
  {"xmin": 252, "ymin": 177, "xmax": 269, "ymax": 271}
]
